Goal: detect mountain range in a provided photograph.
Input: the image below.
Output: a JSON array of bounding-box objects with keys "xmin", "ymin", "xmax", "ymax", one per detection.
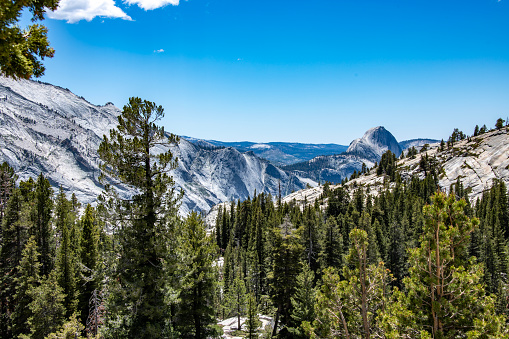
[
  {"xmin": 0, "ymin": 76, "xmax": 435, "ymax": 214},
  {"xmin": 280, "ymin": 127, "xmax": 509, "ymax": 212},
  {"xmin": 184, "ymin": 133, "xmax": 438, "ymax": 167}
]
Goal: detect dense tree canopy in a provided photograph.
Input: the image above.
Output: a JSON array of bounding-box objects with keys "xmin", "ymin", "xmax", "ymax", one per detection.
[{"xmin": 1, "ymin": 121, "xmax": 509, "ymax": 338}]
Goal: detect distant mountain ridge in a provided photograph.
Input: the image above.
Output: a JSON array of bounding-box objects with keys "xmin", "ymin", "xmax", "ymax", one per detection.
[
  {"xmin": 182, "ymin": 137, "xmax": 349, "ymax": 166},
  {"xmin": 283, "ymin": 126, "xmax": 407, "ymax": 184},
  {"xmin": 184, "ymin": 130, "xmax": 435, "ymax": 171}
]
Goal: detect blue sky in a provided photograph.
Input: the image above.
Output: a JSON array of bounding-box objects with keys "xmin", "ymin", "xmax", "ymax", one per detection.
[{"xmin": 36, "ymin": 0, "xmax": 509, "ymax": 144}]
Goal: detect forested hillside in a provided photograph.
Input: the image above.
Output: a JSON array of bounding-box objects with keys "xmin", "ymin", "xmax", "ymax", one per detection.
[{"xmin": 1, "ymin": 106, "xmax": 509, "ymax": 338}]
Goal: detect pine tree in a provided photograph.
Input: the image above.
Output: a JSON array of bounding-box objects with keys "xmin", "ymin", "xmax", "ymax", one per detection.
[
  {"xmin": 300, "ymin": 205, "xmax": 321, "ymax": 273},
  {"xmin": 307, "ymin": 242, "xmax": 391, "ymax": 339},
  {"xmin": 289, "ymin": 263, "xmax": 316, "ymax": 338},
  {"xmin": 344, "ymin": 229, "xmax": 390, "ymax": 338},
  {"xmin": 225, "ymin": 275, "xmax": 248, "ymax": 332},
  {"xmin": 45, "ymin": 313, "xmax": 86, "ymax": 339},
  {"xmin": 25, "ymin": 270, "xmax": 66, "ymax": 339},
  {"xmin": 0, "ymin": 0, "xmax": 59, "ymax": 79},
  {"xmin": 474, "ymin": 125, "xmax": 480, "ymax": 136},
  {"xmin": 0, "ymin": 188, "xmax": 23, "ymax": 336},
  {"xmin": 33, "ymin": 173, "xmax": 54, "ymax": 277},
  {"xmin": 246, "ymin": 292, "xmax": 261, "ymax": 338},
  {"xmin": 55, "ymin": 186, "xmax": 79, "ymax": 317},
  {"xmin": 78, "ymin": 204, "xmax": 100, "ymax": 324},
  {"xmin": 98, "ymin": 97, "xmax": 181, "ymax": 337},
  {"xmin": 496, "ymin": 118, "xmax": 505, "ymax": 130},
  {"xmin": 269, "ymin": 216, "xmax": 303, "ymax": 337},
  {"xmin": 319, "ymin": 216, "xmax": 343, "ymax": 270},
  {"xmin": 385, "ymin": 192, "xmax": 508, "ymax": 337},
  {"xmin": 10, "ymin": 237, "xmax": 40, "ymax": 338},
  {"xmin": 0, "ymin": 182, "xmax": 37, "ymax": 338},
  {"xmin": 175, "ymin": 212, "xmax": 218, "ymax": 338}
]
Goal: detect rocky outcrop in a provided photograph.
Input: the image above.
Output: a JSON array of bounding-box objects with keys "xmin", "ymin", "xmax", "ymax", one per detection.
[
  {"xmin": 346, "ymin": 126, "xmax": 402, "ymax": 161},
  {"xmin": 0, "ymin": 76, "xmax": 313, "ymax": 215},
  {"xmin": 281, "ymin": 128, "xmax": 509, "ymax": 210}
]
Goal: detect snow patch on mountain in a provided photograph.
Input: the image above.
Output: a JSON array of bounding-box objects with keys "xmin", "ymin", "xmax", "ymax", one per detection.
[{"xmin": 250, "ymin": 143, "xmax": 271, "ymax": 149}]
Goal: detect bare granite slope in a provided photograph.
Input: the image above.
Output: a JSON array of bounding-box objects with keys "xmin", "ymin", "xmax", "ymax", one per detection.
[{"xmin": 281, "ymin": 128, "xmax": 509, "ymax": 209}]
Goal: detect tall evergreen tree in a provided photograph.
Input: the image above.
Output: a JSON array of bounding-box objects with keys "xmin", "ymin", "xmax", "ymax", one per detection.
[
  {"xmin": 78, "ymin": 204, "xmax": 101, "ymax": 324},
  {"xmin": 33, "ymin": 173, "xmax": 54, "ymax": 277},
  {"xmin": 306, "ymin": 229, "xmax": 391, "ymax": 339},
  {"xmin": 496, "ymin": 118, "xmax": 505, "ymax": 130},
  {"xmin": 0, "ymin": 188, "xmax": 24, "ymax": 337},
  {"xmin": 175, "ymin": 212, "xmax": 218, "ymax": 338},
  {"xmin": 269, "ymin": 216, "xmax": 303, "ymax": 337},
  {"xmin": 225, "ymin": 275, "xmax": 248, "ymax": 332},
  {"xmin": 319, "ymin": 216, "xmax": 343, "ymax": 270},
  {"xmin": 10, "ymin": 237, "xmax": 40, "ymax": 338},
  {"xmin": 98, "ymin": 97, "xmax": 180, "ymax": 338},
  {"xmin": 246, "ymin": 292, "xmax": 261, "ymax": 339},
  {"xmin": 289, "ymin": 262, "xmax": 316, "ymax": 338},
  {"xmin": 54, "ymin": 186, "xmax": 79, "ymax": 317}
]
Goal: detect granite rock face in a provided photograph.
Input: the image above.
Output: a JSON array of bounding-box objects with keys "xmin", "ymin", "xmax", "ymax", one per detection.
[
  {"xmin": 0, "ymin": 77, "xmax": 313, "ymax": 215},
  {"xmin": 346, "ymin": 126, "xmax": 402, "ymax": 161},
  {"xmin": 280, "ymin": 129, "xmax": 509, "ymax": 210}
]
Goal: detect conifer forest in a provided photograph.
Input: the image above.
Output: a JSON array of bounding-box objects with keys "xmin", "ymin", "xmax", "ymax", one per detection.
[{"xmin": 1, "ymin": 99, "xmax": 509, "ymax": 339}]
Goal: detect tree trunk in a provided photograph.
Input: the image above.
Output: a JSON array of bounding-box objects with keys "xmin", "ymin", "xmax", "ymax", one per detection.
[
  {"xmin": 272, "ymin": 305, "xmax": 280, "ymax": 337},
  {"xmin": 360, "ymin": 242, "xmax": 370, "ymax": 339}
]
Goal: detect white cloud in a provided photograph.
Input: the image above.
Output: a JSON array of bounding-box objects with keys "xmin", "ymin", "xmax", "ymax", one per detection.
[
  {"xmin": 154, "ymin": 49, "xmax": 164, "ymax": 53},
  {"xmin": 48, "ymin": 0, "xmax": 132, "ymax": 23},
  {"xmin": 124, "ymin": 0, "xmax": 179, "ymax": 11}
]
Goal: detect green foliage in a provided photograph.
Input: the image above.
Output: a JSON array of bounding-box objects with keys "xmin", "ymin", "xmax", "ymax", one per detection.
[
  {"xmin": 0, "ymin": 188, "xmax": 25, "ymax": 336},
  {"xmin": 45, "ymin": 313, "xmax": 86, "ymax": 339},
  {"xmin": 448, "ymin": 128, "xmax": 466, "ymax": 146},
  {"xmin": 385, "ymin": 192, "xmax": 508, "ymax": 338},
  {"xmin": 318, "ymin": 216, "xmax": 343, "ymax": 270},
  {"xmin": 325, "ymin": 186, "xmax": 350, "ymax": 218},
  {"xmin": 175, "ymin": 212, "xmax": 219, "ymax": 338},
  {"xmin": 377, "ymin": 150, "xmax": 397, "ymax": 181},
  {"xmin": 269, "ymin": 217, "xmax": 303, "ymax": 337},
  {"xmin": 473, "ymin": 180, "xmax": 509, "ymax": 313},
  {"xmin": 98, "ymin": 97, "xmax": 181, "ymax": 338},
  {"xmin": 407, "ymin": 146, "xmax": 418, "ymax": 158},
  {"xmin": 33, "ymin": 173, "xmax": 54, "ymax": 277},
  {"xmin": 55, "ymin": 187, "xmax": 79, "ymax": 317},
  {"xmin": 11, "ymin": 237, "xmax": 40, "ymax": 338},
  {"xmin": 78, "ymin": 204, "xmax": 101, "ymax": 323},
  {"xmin": 0, "ymin": 0, "xmax": 59, "ymax": 79},
  {"xmin": 24, "ymin": 270, "xmax": 66, "ymax": 339},
  {"xmin": 225, "ymin": 276, "xmax": 248, "ymax": 332},
  {"xmin": 496, "ymin": 118, "xmax": 505, "ymax": 130},
  {"xmin": 289, "ymin": 263, "xmax": 315, "ymax": 338},
  {"xmin": 246, "ymin": 292, "xmax": 261, "ymax": 339},
  {"xmin": 0, "ymin": 161, "xmax": 17, "ymax": 223}
]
